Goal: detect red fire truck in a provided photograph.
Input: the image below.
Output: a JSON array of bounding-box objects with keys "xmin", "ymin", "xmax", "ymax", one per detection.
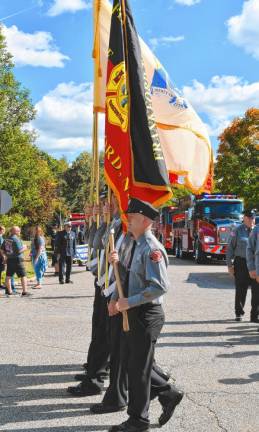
[
  {"xmin": 171, "ymin": 194, "xmax": 243, "ymax": 263},
  {"xmin": 69, "ymin": 212, "xmax": 86, "ymax": 228},
  {"xmin": 153, "ymin": 206, "xmax": 177, "ymax": 252}
]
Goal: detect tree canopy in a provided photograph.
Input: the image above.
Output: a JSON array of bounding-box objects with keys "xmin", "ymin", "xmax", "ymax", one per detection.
[
  {"xmin": 215, "ymin": 108, "xmax": 259, "ymax": 209},
  {"xmin": 0, "ymin": 27, "xmax": 61, "ymax": 228}
]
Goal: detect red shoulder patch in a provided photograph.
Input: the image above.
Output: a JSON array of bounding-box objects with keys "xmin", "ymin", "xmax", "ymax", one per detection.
[{"xmin": 150, "ymin": 249, "xmax": 162, "ymax": 262}]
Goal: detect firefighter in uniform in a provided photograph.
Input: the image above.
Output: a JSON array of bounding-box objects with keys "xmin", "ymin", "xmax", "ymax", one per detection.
[
  {"xmin": 108, "ymin": 198, "xmax": 183, "ymax": 432},
  {"xmin": 226, "ymin": 209, "xmax": 259, "ymax": 322},
  {"xmin": 246, "ymin": 222, "xmax": 259, "ymax": 331},
  {"xmin": 68, "ymin": 194, "xmax": 110, "ymax": 396}
]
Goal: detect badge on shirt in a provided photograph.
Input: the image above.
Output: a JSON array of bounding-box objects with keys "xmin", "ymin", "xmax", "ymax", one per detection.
[{"xmin": 150, "ymin": 249, "xmax": 162, "ymax": 262}]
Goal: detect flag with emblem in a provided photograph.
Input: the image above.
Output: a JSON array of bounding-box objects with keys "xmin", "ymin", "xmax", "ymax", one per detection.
[
  {"xmin": 93, "ymin": 0, "xmax": 213, "ymax": 194},
  {"xmin": 104, "ymin": 0, "xmax": 172, "ymax": 214}
]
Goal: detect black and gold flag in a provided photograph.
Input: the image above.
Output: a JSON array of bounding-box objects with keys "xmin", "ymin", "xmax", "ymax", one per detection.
[{"xmin": 105, "ymin": 0, "xmax": 172, "ymax": 213}]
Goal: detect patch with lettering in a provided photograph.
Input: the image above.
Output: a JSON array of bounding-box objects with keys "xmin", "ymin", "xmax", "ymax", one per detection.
[{"xmin": 150, "ymin": 249, "xmax": 162, "ymax": 262}]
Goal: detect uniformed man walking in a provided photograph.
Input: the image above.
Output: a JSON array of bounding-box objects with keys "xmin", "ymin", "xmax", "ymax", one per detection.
[
  {"xmin": 55, "ymin": 221, "xmax": 76, "ymax": 284},
  {"xmin": 246, "ymin": 220, "xmax": 259, "ymax": 331},
  {"xmin": 226, "ymin": 209, "xmax": 259, "ymax": 322},
  {"xmin": 108, "ymin": 198, "xmax": 183, "ymax": 432}
]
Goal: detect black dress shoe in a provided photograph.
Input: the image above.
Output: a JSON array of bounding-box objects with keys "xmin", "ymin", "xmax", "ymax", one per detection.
[
  {"xmin": 59, "ymin": 280, "xmax": 64, "ymax": 284},
  {"xmin": 66, "ymin": 280, "xmax": 73, "ymax": 284},
  {"xmin": 90, "ymin": 403, "xmax": 126, "ymax": 414},
  {"xmin": 250, "ymin": 317, "xmax": 259, "ymax": 323},
  {"xmin": 67, "ymin": 382, "xmax": 102, "ymax": 396},
  {"xmin": 108, "ymin": 420, "xmax": 149, "ymax": 432},
  {"xmin": 159, "ymin": 392, "xmax": 184, "ymax": 426}
]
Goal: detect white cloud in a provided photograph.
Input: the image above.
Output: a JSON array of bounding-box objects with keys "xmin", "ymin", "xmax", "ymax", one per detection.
[
  {"xmin": 32, "ymin": 82, "xmax": 104, "ymax": 157},
  {"xmin": 227, "ymin": 0, "xmax": 259, "ymax": 60},
  {"xmin": 149, "ymin": 35, "xmax": 184, "ymax": 51},
  {"xmin": 47, "ymin": 0, "xmax": 92, "ymax": 17},
  {"xmin": 2, "ymin": 24, "xmax": 69, "ymax": 68},
  {"xmin": 175, "ymin": 0, "xmax": 200, "ymax": 6},
  {"xmin": 182, "ymin": 75, "xmax": 259, "ymax": 136}
]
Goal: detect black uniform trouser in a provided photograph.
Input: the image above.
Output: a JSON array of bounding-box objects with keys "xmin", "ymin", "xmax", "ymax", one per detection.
[
  {"xmin": 234, "ymin": 257, "xmax": 259, "ymax": 319},
  {"xmin": 122, "ymin": 303, "xmax": 165, "ymax": 427},
  {"xmin": 102, "ymin": 313, "xmax": 128, "ymax": 407},
  {"xmin": 102, "ymin": 306, "xmax": 180, "ymax": 412},
  {"xmin": 83, "ymin": 280, "xmax": 110, "ymax": 390},
  {"xmin": 59, "ymin": 256, "xmax": 72, "ymax": 282}
]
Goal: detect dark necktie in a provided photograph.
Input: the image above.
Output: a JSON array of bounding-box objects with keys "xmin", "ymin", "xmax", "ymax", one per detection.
[{"xmin": 124, "ymin": 240, "xmax": 136, "ymax": 297}]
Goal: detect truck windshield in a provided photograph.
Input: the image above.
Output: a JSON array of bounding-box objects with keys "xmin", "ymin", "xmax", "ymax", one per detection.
[{"xmin": 197, "ymin": 201, "xmax": 243, "ymax": 220}]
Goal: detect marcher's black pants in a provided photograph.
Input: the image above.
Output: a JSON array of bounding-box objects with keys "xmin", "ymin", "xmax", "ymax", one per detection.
[
  {"xmin": 83, "ymin": 280, "xmax": 110, "ymax": 390},
  {"xmin": 102, "ymin": 313, "xmax": 128, "ymax": 407},
  {"xmin": 59, "ymin": 256, "xmax": 72, "ymax": 282},
  {"xmin": 234, "ymin": 256, "xmax": 259, "ymax": 319},
  {"xmin": 122, "ymin": 303, "xmax": 165, "ymax": 427},
  {"xmin": 102, "ymin": 305, "xmax": 180, "ymax": 413}
]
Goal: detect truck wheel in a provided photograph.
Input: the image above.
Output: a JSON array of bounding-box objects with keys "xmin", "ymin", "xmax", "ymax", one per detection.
[{"xmin": 194, "ymin": 241, "xmax": 207, "ymax": 264}]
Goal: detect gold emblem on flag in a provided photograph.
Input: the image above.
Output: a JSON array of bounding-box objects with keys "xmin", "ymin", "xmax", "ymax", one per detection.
[{"xmin": 106, "ymin": 62, "xmax": 128, "ymax": 133}]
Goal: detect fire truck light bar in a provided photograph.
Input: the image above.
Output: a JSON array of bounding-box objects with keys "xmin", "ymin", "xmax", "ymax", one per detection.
[{"xmin": 201, "ymin": 194, "xmax": 238, "ymax": 200}]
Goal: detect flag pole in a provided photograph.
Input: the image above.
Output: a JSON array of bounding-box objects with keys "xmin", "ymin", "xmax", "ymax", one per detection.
[
  {"xmin": 109, "ymin": 229, "xmax": 129, "ymax": 332},
  {"xmin": 104, "ymin": 186, "xmax": 111, "ymax": 290},
  {"xmin": 92, "ymin": 0, "xmax": 101, "ymax": 278}
]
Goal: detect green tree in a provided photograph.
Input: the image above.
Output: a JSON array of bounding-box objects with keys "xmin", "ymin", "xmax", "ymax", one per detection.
[
  {"xmin": 0, "ymin": 27, "xmax": 59, "ymax": 227},
  {"xmin": 215, "ymin": 108, "xmax": 259, "ymax": 209},
  {"xmin": 62, "ymin": 151, "xmax": 105, "ymax": 212}
]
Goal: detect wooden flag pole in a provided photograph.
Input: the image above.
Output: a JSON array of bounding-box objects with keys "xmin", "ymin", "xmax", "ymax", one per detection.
[
  {"xmin": 104, "ymin": 186, "xmax": 112, "ymax": 291},
  {"xmin": 109, "ymin": 229, "xmax": 129, "ymax": 332}
]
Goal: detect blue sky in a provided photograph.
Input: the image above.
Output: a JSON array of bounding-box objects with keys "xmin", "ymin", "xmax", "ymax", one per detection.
[{"xmin": 0, "ymin": 0, "xmax": 258, "ymax": 160}]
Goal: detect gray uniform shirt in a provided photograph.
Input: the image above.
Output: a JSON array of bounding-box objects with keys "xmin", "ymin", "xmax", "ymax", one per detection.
[
  {"xmin": 113, "ymin": 230, "xmax": 169, "ymax": 308},
  {"xmin": 246, "ymin": 225, "xmax": 259, "ymax": 275},
  {"xmin": 93, "ymin": 222, "xmax": 107, "ymax": 251},
  {"xmin": 226, "ymin": 223, "xmax": 252, "ymax": 267}
]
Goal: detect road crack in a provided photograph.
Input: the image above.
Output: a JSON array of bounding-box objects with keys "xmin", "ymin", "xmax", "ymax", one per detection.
[{"xmin": 185, "ymin": 392, "xmax": 228, "ymax": 432}]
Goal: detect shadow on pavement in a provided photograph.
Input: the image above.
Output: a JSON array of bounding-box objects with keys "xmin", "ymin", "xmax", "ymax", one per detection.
[
  {"xmin": 186, "ymin": 272, "xmax": 234, "ymax": 289},
  {"xmin": 164, "ymin": 319, "xmax": 234, "ymax": 325},
  {"xmin": 0, "ymin": 363, "xmax": 98, "ymax": 427},
  {"xmin": 4, "ymin": 427, "xmax": 113, "ymax": 432},
  {"xmin": 218, "ymin": 372, "xmax": 259, "ymax": 385},
  {"xmin": 217, "ymin": 350, "xmax": 259, "ymax": 358},
  {"xmin": 29, "ymin": 295, "xmax": 94, "ymax": 300},
  {"xmin": 168, "ymin": 256, "xmax": 226, "ymax": 267},
  {"xmin": 157, "ymin": 324, "xmax": 259, "ymax": 348}
]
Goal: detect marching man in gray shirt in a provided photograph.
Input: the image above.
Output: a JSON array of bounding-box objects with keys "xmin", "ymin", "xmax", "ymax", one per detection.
[
  {"xmin": 226, "ymin": 209, "xmax": 259, "ymax": 322},
  {"xmin": 108, "ymin": 198, "xmax": 183, "ymax": 432},
  {"xmin": 246, "ymin": 221, "xmax": 259, "ymax": 330}
]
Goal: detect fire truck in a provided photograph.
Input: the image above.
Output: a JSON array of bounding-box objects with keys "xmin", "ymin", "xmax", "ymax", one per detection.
[
  {"xmin": 69, "ymin": 212, "xmax": 86, "ymax": 229},
  {"xmin": 171, "ymin": 194, "xmax": 243, "ymax": 263},
  {"xmin": 153, "ymin": 206, "xmax": 177, "ymax": 252}
]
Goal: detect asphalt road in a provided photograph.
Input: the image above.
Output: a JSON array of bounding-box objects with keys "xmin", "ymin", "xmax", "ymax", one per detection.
[{"xmin": 0, "ymin": 257, "xmax": 258, "ymax": 432}]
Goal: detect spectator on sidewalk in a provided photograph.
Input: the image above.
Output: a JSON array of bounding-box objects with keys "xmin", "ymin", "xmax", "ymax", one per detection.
[
  {"xmin": 0, "ymin": 226, "xmax": 17, "ymax": 293},
  {"xmin": 0, "ymin": 225, "xmax": 6, "ymax": 289},
  {"xmin": 55, "ymin": 222, "xmax": 76, "ymax": 284},
  {"xmin": 0, "ymin": 226, "xmax": 29, "ymax": 296},
  {"xmin": 31, "ymin": 226, "xmax": 48, "ymax": 289}
]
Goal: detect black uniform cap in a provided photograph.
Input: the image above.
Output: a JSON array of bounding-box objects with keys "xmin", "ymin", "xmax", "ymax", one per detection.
[
  {"xmin": 243, "ymin": 209, "xmax": 256, "ymax": 217},
  {"xmin": 125, "ymin": 198, "xmax": 159, "ymax": 221}
]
